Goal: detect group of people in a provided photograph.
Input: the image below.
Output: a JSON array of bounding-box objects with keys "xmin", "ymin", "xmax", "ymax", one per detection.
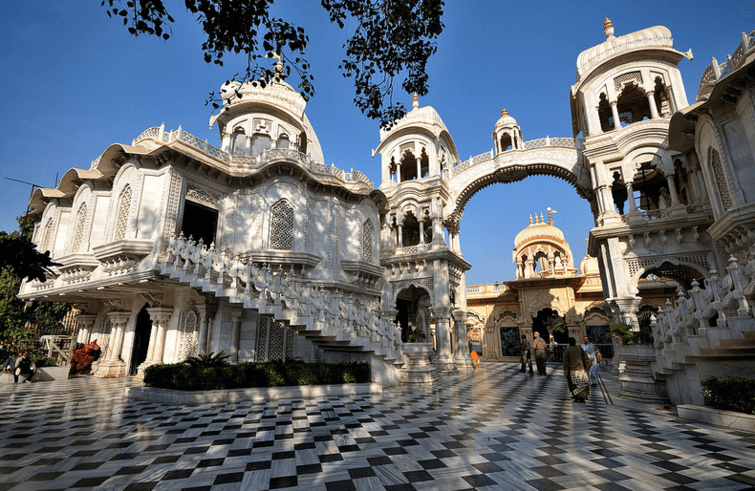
[
  {"xmin": 2, "ymin": 352, "xmax": 37, "ymax": 384},
  {"xmin": 520, "ymin": 332, "xmax": 600, "ymax": 402}
]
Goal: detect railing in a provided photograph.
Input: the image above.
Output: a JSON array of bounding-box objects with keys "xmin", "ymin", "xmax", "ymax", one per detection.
[
  {"xmin": 162, "ymin": 233, "xmax": 400, "ymax": 349},
  {"xmin": 698, "ymin": 31, "xmax": 755, "ymax": 99},
  {"xmin": 451, "ymin": 137, "xmax": 578, "ymax": 177},
  {"xmin": 652, "ymin": 254, "xmax": 754, "ymax": 354},
  {"xmin": 131, "ymin": 125, "xmax": 373, "ymax": 188}
]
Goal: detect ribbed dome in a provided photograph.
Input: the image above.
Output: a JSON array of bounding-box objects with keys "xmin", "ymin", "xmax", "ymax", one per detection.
[
  {"xmin": 494, "ymin": 108, "xmax": 518, "ymax": 131},
  {"xmin": 579, "ymin": 254, "xmax": 600, "ymax": 275},
  {"xmin": 514, "ymin": 212, "xmax": 566, "ymax": 248},
  {"xmin": 575, "ymin": 23, "xmax": 675, "ymax": 81}
]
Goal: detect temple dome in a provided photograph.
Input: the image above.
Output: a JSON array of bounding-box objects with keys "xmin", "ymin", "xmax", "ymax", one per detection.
[
  {"xmin": 579, "ymin": 253, "xmax": 600, "ymax": 275},
  {"xmin": 514, "ymin": 211, "xmax": 566, "ymax": 248},
  {"xmin": 494, "ymin": 109, "xmax": 518, "ymax": 131}
]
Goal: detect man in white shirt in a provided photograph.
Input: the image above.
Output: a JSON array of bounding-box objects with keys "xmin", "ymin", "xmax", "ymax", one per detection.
[{"xmin": 582, "ymin": 336, "xmax": 598, "ymax": 386}]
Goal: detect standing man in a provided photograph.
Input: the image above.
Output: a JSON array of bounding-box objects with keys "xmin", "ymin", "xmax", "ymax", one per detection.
[
  {"xmin": 520, "ymin": 335, "xmax": 533, "ymax": 373},
  {"xmin": 532, "ymin": 332, "xmax": 548, "ymax": 375},
  {"xmin": 582, "ymin": 336, "xmax": 598, "ymax": 385}
]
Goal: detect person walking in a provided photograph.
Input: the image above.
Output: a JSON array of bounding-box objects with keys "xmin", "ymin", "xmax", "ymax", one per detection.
[
  {"xmin": 563, "ymin": 337, "xmax": 590, "ymax": 403},
  {"xmin": 582, "ymin": 336, "xmax": 598, "ymax": 386},
  {"xmin": 13, "ymin": 352, "xmax": 36, "ymax": 383},
  {"xmin": 532, "ymin": 332, "xmax": 548, "ymax": 375},
  {"xmin": 520, "ymin": 335, "xmax": 533, "ymax": 373}
]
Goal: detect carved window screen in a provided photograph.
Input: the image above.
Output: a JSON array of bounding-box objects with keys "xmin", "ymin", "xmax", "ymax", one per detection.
[
  {"xmin": 362, "ymin": 219, "xmax": 374, "ymax": 262},
  {"xmin": 41, "ymin": 218, "xmax": 54, "ymax": 253},
  {"xmin": 71, "ymin": 203, "xmax": 88, "ymax": 253},
  {"xmin": 270, "ymin": 200, "xmax": 294, "ymax": 250},
  {"xmin": 176, "ymin": 304, "xmax": 200, "ymax": 361},
  {"xmin": 114, "ymin": 185, "xmax": 132, "ymax": 241},
  {"xmin": 709, "ymin": 148, "xmax": 733, "ymax": 210}
]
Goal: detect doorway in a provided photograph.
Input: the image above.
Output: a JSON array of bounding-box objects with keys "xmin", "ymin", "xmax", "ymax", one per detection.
[{"xmin": 129, "ymin": 305, "xmax": 152, "ymax": 375}]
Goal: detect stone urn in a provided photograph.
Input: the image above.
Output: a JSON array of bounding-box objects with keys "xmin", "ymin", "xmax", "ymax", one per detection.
[
  {"xmin": 616, "ymin": 343, "xmax": 668, "ymax": 404},
  {"xmin": 400, "ymin": 343, "xmax": 437, "ymax": 385}
]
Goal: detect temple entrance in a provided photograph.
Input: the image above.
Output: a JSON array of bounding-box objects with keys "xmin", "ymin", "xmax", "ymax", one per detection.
[
  {"xmin": 129, "ymin": 305, "xmax": 152, "ymax": 375},
  {"xmin": 499, "ymin": 326, "xmax": 522, "ymax": 357},
  {"xmin": 395, "ymin": 285, "xmax": 432, "ymax": 344},
  {"xmin": 532, "ymin": 308, "xmax": 567, "ymax": 343}
]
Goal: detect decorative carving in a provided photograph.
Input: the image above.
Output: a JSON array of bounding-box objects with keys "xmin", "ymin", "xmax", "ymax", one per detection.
[{"xmin": 186, "ymin": 185, "xmax": 220, "ymax": 208}]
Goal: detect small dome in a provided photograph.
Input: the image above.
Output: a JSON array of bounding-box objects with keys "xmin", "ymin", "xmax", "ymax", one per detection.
[
  {"xmin": 494, "ymin": 109, "xmax": 518, "ymax": 131},
  {"xmin": 514, "ymin": 212, "xmax": 566, "ymax": 249},
  {"xmin": 580, "ymin": 253, "xmax": 600, "ymax": 275}
]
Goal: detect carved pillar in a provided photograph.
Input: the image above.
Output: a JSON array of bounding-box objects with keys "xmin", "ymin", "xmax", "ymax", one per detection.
[
  {"xmin": 76, "ymin": 314, "xmax": 98, "ymax": 345},
  {"xmin": 415, "ymin": 157, "xmax": 421, "ymax": 180},
  {"xmin": 230, "ymin": 309, "xmax": 242, "ymax": 363},
  {"xmin": 666, "ymin": 176, "xmax": 681, "ymax": 206},
  {"xmin": 647, "ymin": 91, "xmax": 659, "ymax": 119},
  {"xmin": 196, "ymin": 304, "xmax": 217, "ymax": 356},
  {"xmin": 610, "ymin": 101, "xmax": 621, "ymax": 129},
  {"xmin": 396, "ymin": 162, "xmax": 402, "ymax": 183},
  {"xmin": 418, "ymin": 220, "xmax": 425, "ymax": 244},
  {"xmin": 397, "ymin": 224, "xmax": 404, "ymax": 248},
  {"xmin": 626, "ymin": 182, "xmax": 638, "ymax": 212},
  {"xmin": 147, "ymin": 307, "xmax": 174, "ymax": 364},
  {"xmin": 105, "ymin": 312, "xmax": 130, "ymax": 362},
  {"xmin": 452, "ymin": 310, "xmax": 474, "ymax": 369}
]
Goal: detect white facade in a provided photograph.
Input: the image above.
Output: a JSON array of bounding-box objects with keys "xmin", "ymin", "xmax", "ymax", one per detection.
[{"xmin": 20, "ymin": 24, "xmax": 755, "ymax": 400}]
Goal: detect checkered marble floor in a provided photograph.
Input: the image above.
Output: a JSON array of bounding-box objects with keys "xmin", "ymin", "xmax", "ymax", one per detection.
[{"xmin": 1, "ymin": 363, "xmax": 754, "ymax": 491}]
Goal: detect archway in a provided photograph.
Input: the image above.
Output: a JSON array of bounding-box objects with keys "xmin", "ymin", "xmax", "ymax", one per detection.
[
  {"xmin": 129, "ymin": 304, "xmax": 152, "ymax": 375},
  {"xmin": 395, "ymin": 285, "xmax": 432, "ymax": 344},
  {"xmin": 532, "ymin": 308, "xmax": 566, "ymax": 344}
]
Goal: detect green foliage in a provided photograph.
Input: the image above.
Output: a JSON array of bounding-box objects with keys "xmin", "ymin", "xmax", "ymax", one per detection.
[
  {"xmin": 701, "ymin": 376, "xmax": 755, "ymax": 415},
  {"xmin": 609, "ymin": 322, "xmax": 654, "ymax": 345},
  {"xmin": 182, "ymin": 351, "xmax": 229, "ymax": 368},
  {"xmin": 31, "ymin": 356, "xmax": 57, "ymax": 368},
  {"xmin": 101, "ymin": 0, "xmax": 444, "ymax": 129},
  {"xmin": 144, "ymin": 360, "xmax": 371, "ymax": 391}
]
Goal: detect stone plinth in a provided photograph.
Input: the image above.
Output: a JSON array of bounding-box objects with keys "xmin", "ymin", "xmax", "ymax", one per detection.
[
  {"xmin": 617, "ymin": 344, "xmax": 668, "ymax": 404},
  {"xmin": 92, "ymin": 359, "xmax": 127, "ymax": 378},
  {"xmin": 400, "ymin": 343, "xmax": 437, "ymax": 385}
]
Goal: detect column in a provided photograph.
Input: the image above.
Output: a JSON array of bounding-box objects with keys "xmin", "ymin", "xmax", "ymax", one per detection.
[
  {"xmin": 610, "ymin": 102, "xmax": 621, "ymax": 129},
  {"xmin": 230, "ymin": 310, "xmax": 242, "ymax": 363},
  {"xmin": 626, "ymin": 182, "xmax": 638, "ymax": 212},
  {"xmin": 647, "ymin": 91, "xmax": 659, "ymax": 119},
  {"xmin": 416, "ymin": 157, "xmax": 422, "ymax": 180},
  {"xmin": 196, "ymin": 304, "xmax": 217, "ymax": 356},
  {"xmin": 396, "ymin": 162, "xmax": 402, "ymax": 183},
  {"xmin": 76, "ymin": 314, "xmax": 98, "ymax": 345},
  {"xmin": 666, "ymin": 176, "xmax": 681, "ymax": 206},
  {"xmin": 105, "ymin": 312, "xmax": 131, "ymax": 362},
  {"xmin": 431, "ymin": 307, "xmax": 453, "ymax": 361},
  {"xmin": 147, "ymin": 307, "xmax": 174, "ymax": 363},
  {"xmin": 418, "ymin": 221, "xmax": 425, "ymax": 244},
  {"xmin": 397, "ymin": 224, "xmax": 404, "ymax": 248}
]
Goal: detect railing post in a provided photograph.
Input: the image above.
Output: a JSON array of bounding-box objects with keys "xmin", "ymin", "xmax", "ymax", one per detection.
[{"xmin": 159, "ymin": 123, "xmax": 165, "ymax": 141}]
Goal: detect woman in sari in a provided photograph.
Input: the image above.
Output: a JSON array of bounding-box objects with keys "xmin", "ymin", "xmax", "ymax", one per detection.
[{"xmin": 563, "ymin": 337, "xmax": 590, "ymax": 403}]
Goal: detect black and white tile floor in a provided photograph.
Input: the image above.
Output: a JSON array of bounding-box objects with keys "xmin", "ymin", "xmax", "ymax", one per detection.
[{"xmin": 1, "ymin": 363, "xmax": 754, "ymax": 491}]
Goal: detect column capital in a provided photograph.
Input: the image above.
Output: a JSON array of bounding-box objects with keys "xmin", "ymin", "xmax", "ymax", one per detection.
[
  {"xmin": 106, "ymin": 311, "xmax": 131, "ymax": 327},
  {"xmin": 77, "ymin": 314, "xmax": 98, "ymax": 329},
  {"xmin": 147, "ymin": 307, "xmax": 174, "ymax": 324}
]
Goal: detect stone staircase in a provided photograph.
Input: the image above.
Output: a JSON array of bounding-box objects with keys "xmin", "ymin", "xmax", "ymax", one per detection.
[{"xmin": 159, "ymin": 234, "xmax": 403, "ymax": 366}]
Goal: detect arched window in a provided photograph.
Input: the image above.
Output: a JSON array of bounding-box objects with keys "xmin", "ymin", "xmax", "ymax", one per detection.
[
  {"xmin": 41, "ymin": 218, "xmax": 54, "ymax": 253},
  {"xmin": 114, "ymin": 185, "xmax": 132, "ymax": 241},
  {"xmin": 500, "ymin": 133, "xmax": 513, "ymax": 151},
  {"xmin": 231, "ymin": 128, "xmax": 248, "ymax": 155},
  {"xmin": 276, "ymin": 134, "xmax": 290, "ymax": 149},
  {"xmin": 598, "ymin": 93, "xmax": 612, "ymax": 132},
  {"xmin": 250, "ymin": 134, "xmax": 272, "ymax": 157},
  {"xmin": 71, "ymin": 203, "xmax": 88, "ymax": 253},
  {"xmin": 616, "ymin": 82, "xmax": 650, "ymax": 126},
  {"xmin": 709, "ymin": 148, "xmax": 733, "ymax": 211},
  {"xmin": 270, "ymin": 200, "xmax": 294, "ymax": 250},
  {"xmin": 362, "ymin": 219, "xmax": 374, "ymax": 262},
  {"xmin": 400, "ymin": 150, "xmax": 417, "ymax": 181}
]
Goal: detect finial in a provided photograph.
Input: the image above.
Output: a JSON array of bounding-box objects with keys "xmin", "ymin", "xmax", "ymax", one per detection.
[
  {"xmin": 540, "ymin": 213, "xmax": 545, "ymax": 223},
  {"xmin": 412, "ymin": 93, "xmax": 419, "ymax": 109},
  {"xmin": 529, "ymin": 214, "xmax": 533, "ymax": 224},
  {"xmin": 501, "ymin": 108, "xmax": 509, "ymax": 117},
  {"xmin": 604, "ymin": 17, "xmax": 615, "ymax": 40}
]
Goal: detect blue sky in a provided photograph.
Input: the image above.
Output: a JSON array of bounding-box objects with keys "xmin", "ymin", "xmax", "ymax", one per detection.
[{"xmin": 0, "ymin": 2, "xmax": 751, "ymax": 286}]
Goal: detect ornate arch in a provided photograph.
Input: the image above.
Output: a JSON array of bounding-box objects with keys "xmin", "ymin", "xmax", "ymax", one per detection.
[{"xmin": 176, "ymin": 301, "xmax": 200, "ymax": 361}]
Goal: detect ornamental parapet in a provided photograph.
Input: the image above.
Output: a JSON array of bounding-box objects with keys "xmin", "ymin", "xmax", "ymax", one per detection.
[
  {"xmin": 132, "ymin": 124, "xmax": 372, "ymax": 188},
  {"xmin": 698, "ymin": 30, "xmax": 755, "ymax": 101}
]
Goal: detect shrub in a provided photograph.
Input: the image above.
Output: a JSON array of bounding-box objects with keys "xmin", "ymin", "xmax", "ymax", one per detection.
[
  {"xmin": 701, "ymin": 376, "xmax": 755, "ymax": 415},
  {"xmin": 143, "ymin": 360, "xmax": 371, "ymax": 391},
  {"xmin": 610, "ymin": 323, "xmax": 654, "ymax": 345}
]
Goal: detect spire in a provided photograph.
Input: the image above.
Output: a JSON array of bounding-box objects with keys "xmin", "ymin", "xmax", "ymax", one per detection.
[
  {"xmin": 540, "ymin": 212, "xmax": 545, "ymax": 223},
  {"xmin": 529, "ymin": 214, "xmax": 533, "ymax": 225},
  {"xmin": 604, "ymin": 17, "xmax": 615, "ymax": 40},
  {"xmin": 501, "ymin": 108, "xmax": 509, "ymax": 117},
  {"xmin": 412, "ymin": 93, "xmax": 419, "ymax": 109}
]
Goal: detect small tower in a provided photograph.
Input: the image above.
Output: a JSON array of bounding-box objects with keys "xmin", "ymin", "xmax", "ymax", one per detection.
[{"xmin": 492, "ymin": 109, "xmax": 523, "ymax": 155}]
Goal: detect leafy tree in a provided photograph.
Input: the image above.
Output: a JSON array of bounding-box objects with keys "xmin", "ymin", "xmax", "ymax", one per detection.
[
  {"xmin": 101, "ymin": 0, "xmax": 444, "ymax": 128},
  {"xmin": 0, "ymin": 221, "xmax": 68, "ymax": 346}
]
